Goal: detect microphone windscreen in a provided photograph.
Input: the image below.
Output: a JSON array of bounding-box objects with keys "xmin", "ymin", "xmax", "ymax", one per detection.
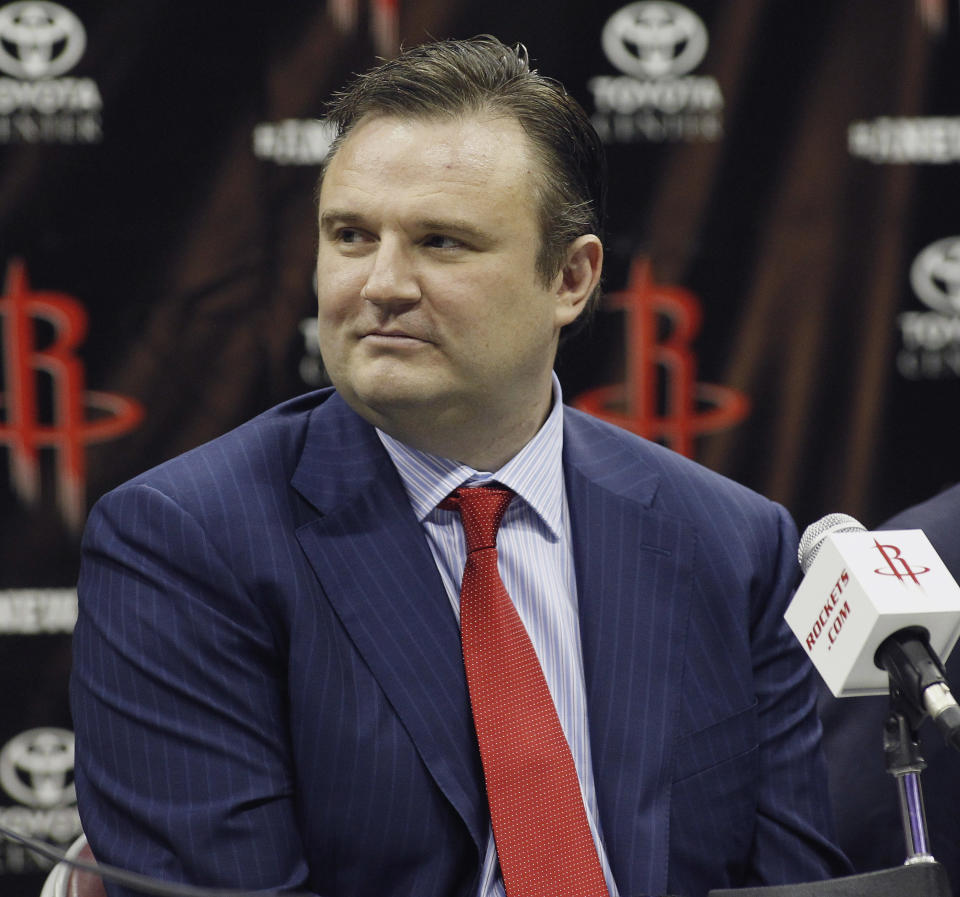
[{"xmin": 798, "ymin": 513, "xmax": 865, "ymax": 574}]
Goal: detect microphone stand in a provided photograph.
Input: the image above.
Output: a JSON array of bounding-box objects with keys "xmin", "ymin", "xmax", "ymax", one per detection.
[
  {"xmin": 883, "ymin": 685, "xmax": 934, "ymax": 864},
  {"xmin": 708, "ymin": 676, "xmax": 954, "ymax": 897}
]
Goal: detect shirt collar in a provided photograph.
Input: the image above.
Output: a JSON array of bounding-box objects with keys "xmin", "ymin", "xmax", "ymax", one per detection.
[{"xmin": 377, "ymin": 374, "xmax": 565, "ymax": 540}]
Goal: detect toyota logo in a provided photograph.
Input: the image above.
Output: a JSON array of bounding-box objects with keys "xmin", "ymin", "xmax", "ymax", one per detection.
[
  {"xmin": 602, "ymin": 1, "xmax": 708, "ymax": 80},
  {"xmin": 910, "ymin": 237, "xmax": 960, "ymax": 316},
  {"xmin": 0, "ymin": 1, "xmax": 86, "ymax": 79},
  {"xmin": 0, "ymin": 727, "xmax": 76, "ymax": 808}
]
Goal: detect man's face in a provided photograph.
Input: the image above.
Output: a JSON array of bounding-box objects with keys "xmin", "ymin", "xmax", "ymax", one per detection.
[{"xmin": 315, "ymin": 113, "xmax": 586, "ymax": 455}]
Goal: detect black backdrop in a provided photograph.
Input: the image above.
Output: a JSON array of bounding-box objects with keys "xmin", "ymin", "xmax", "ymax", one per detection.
[{"xmin": 2, "ymin": 1, "xmax": 959, "ymax": 893}]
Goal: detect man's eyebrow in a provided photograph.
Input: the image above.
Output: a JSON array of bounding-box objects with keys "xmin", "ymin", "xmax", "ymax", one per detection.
[
  {"xmin": 320, "ymin": 209, "xmax": 493, "ymax": 244},
  {"xmin": 416, "ymin": 217, "xmax": 493, "ymax": 245},
  {"xmin": 418, "ymin": 217, "xmax": 482, "ymax": 235},
  {"xmin": 319, "ymin": 209, "xmax": 365, "ymax": 231}
]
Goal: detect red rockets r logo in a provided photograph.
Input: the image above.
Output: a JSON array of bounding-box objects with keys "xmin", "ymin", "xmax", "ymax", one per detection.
[
  {"xmin": 0, "ymin": 259, "xmax": 143, "ymax": 532},
  {"xmin": 873, "ymin": 539, "xmax": 930, "ymax": 585},
  {"xmin": 573, "ymin": 257, "xmax": 749, "ymax": 456}
]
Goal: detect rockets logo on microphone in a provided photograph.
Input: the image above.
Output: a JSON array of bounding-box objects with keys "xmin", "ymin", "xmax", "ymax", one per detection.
[
  {"xmin": 873, "ymin": 540, "xmax": 930, "ymax": 584},
  {"xmin": 785, "ymin": 527, "xmax": 960, "ymax": 698},
  {"xmin": 801, "ymin": 542, "xmax": 930, "ymax": 655}
]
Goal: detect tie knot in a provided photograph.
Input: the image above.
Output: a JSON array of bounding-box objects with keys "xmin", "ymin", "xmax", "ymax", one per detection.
[{"xmin": 440, "ymin": 486, "xmax": 514, "ymax": 553}]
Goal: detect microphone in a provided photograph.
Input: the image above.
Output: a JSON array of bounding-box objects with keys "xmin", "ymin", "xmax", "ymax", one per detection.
[{"xmin": 786, "ymin": 513, "xmax": 960, "ymax": 749}]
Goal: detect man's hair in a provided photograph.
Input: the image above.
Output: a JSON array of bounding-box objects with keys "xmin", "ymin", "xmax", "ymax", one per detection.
[{"xmin": 319, "ymin": 35, "xmax": 607, "ymax": 337}]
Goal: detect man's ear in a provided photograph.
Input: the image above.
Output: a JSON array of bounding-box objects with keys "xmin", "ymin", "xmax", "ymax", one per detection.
[{"xmin": 554, "ymin": 234, "xmax": 603, "ymax": 328}]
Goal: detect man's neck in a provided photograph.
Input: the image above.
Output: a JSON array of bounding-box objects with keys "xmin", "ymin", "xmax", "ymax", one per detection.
[{"xmin": 357, "ymin": 386, "xmax": 556, "ymax": 472}]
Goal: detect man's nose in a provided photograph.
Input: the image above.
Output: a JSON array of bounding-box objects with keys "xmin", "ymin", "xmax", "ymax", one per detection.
[{"xmin": 360, "ymin": 240, "xmax": 421, "ymax": 305}]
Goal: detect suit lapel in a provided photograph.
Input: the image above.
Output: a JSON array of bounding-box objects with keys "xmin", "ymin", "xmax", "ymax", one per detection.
[
  {"xmin": 564, "ymin": 411, "xmax": 694, "ymax": 897},
  {"xmin": 291, "ymin": 393, "xmax": 488, "ymax": 853},
  {"xmin": 288, "ymin": 396, "xmax": 695, "ymax": 888}
]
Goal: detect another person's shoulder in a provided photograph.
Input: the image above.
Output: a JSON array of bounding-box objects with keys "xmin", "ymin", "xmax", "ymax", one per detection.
[
  {"xmin": 881, "ymin": 482, "xmax": 960, "ymax": 530},
  {"xmin": 880, "ymin": 482, "xmax": 960, "ymax": 575}
]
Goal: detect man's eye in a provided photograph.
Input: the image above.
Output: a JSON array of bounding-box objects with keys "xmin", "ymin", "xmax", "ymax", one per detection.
[
  {"xmin": 424, "ymin": 234, "xmax": 461, "ymax": 249},
  {"xmin": 338, "ymin": 228, "xmax": 366, "ymax": 243}
]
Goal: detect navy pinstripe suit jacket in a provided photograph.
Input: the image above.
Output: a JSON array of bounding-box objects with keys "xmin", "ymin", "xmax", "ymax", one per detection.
[{"xmin": 71, "ymin": 388, "xmax": 849, "ymax": 897}]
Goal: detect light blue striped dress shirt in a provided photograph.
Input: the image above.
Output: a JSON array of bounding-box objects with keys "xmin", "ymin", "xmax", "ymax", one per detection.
[{"xmin": 377, "ymin": 375, "xmax": 619, "ymax": 897}]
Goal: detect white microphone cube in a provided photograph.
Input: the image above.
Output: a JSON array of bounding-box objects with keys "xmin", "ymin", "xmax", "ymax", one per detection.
[{"xmin": 786, "ymin": 530, "xmax": 960, "ymax": 696}]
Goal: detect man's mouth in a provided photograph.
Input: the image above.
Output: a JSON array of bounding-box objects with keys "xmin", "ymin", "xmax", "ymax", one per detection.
[{"xmin": 362, "ymin": 328, "xmax": 431, "ymax": 345}]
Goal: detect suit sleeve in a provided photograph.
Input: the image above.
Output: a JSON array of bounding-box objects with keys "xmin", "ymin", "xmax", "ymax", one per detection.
[
  {"xmin": 746, "ymin": 501, "xmax": 852, "ymax": 884},
  {"xmin": 71, "ymin": 482, "xmax": 320, "ymax": 897}
]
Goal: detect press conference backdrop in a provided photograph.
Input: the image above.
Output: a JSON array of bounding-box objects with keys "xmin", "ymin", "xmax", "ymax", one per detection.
[{"xmin": 1, "ymin": 0, "xmax": 959, "ymax": 893}]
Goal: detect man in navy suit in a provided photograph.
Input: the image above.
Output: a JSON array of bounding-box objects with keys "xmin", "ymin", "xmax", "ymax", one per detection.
[
  {"xmin": 818, "ymin": 483, "xmax": 960, "ymax": 891},
  {"xmin": 71, "ymin": 36, "xmax": 848, "ymax": 897}
]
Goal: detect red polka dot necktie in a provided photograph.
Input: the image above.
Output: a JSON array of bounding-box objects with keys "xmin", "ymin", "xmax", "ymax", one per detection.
[{"xmin": 441, "ymin": 486, "xmax": 610, "ymax": 897}]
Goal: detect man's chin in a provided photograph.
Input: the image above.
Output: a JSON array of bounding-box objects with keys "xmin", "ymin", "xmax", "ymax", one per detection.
[{"xmin": 341, "ymin": 380, "xmax": 457, "ymax": 425}]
